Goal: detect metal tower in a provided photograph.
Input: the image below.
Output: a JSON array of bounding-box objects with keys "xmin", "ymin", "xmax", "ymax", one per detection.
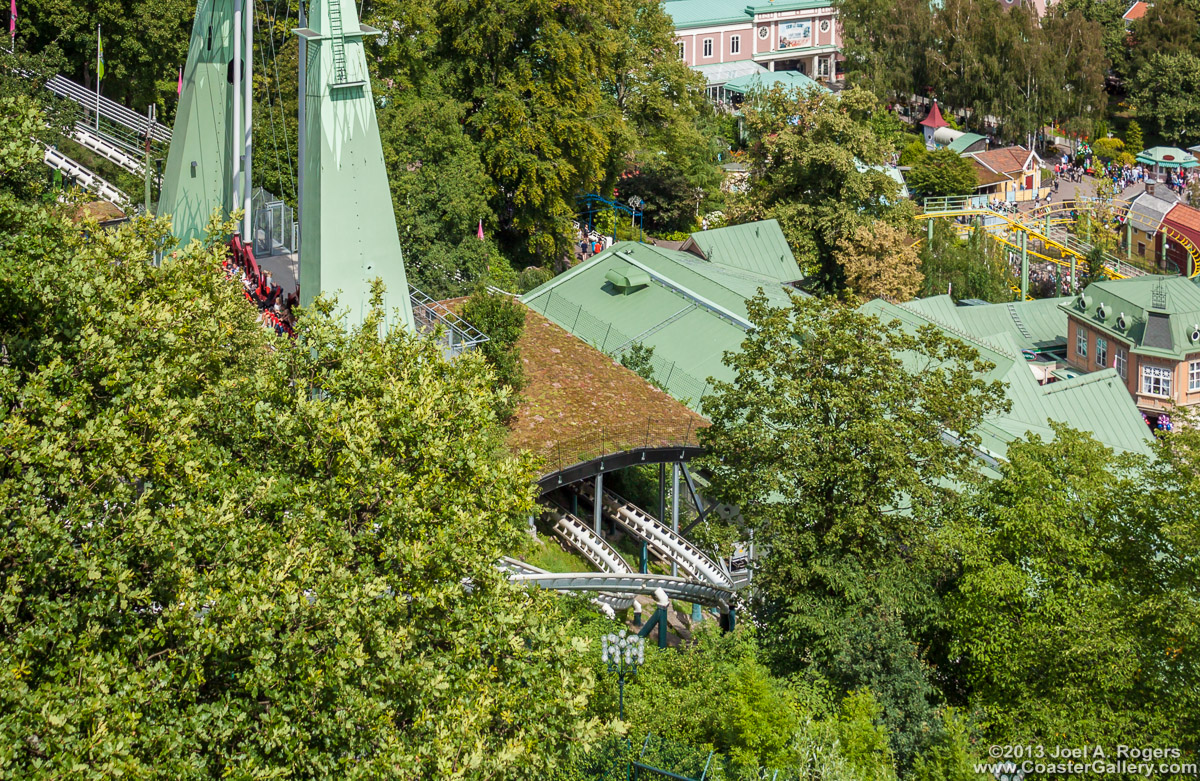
[
  {"xmin": 295, "ymin": 0, "xmax": 414, "ymax": 332},
  {"xmin": 159, "ymin": 0, "xmax": 237, "ymax": 246}
]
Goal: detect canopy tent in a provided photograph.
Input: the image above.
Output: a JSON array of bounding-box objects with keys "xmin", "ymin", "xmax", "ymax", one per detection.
[
  {"xmin": 1136, "ymin": 146, "xmax": 1199, "ymax": 181},
  {"xmin": 723, "ymin": 69, "xmax": 829, "ymax": 97}
]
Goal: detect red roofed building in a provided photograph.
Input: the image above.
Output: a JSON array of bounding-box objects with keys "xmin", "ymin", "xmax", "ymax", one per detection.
[
  {"xmin": 919, "ymin": 101, "xmax": 949, "ymax": 147},
  {"xmin": 1161, "ymin": 201, "xmax": 1200, "ymax": 276},
  {"xmin": 1123, "ymin": 1, "xmax": 1149, "ymax": 26},
  {"xmin": 964, "ymin": 145, "xmax": 1046, "ymax": 203}
]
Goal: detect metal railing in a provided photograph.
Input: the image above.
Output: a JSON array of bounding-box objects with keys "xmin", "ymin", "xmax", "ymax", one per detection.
[
  {"xmin": 538, "ymin": 417, "xmax": 703, "ymax": 479},
  {"xmin": 46, "ymin": 74, "xmax": 171, "ymax": 145},
  {"xmin": 409, "ymin": 287, "xmax": 489, "ymax": 358}
]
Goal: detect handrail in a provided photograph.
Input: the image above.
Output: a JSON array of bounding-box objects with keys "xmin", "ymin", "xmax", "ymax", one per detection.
[{"xmin": 537, "ymin": 417, "xmax": 703, "ymax": 480}]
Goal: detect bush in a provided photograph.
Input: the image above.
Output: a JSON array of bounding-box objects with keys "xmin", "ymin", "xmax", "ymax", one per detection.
[
  {"xmin": 461, "ymin": 287, "xmax": 527, "ymax": 420},
  {"xmin": 900, "ymin": 139, "xmax": 928, "ymax": 167}
]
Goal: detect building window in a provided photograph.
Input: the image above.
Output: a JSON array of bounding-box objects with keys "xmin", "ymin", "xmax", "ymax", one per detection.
[
  {"xmin": 1076, "ymin": 329, "xmax": 1087, "ymax": 358},
  {"xmin": 1096, "ymin": 336, "xmax": 1107, "ymax": 368},
  {"xmin": 1116, "ymin": 347, "xmax": 1127, "ymax": 380},
  {"xmin": 758, "ymin": 26, "xmax": 769, "ymax": 39},
  {"xmin": 1138, "ymin": 242, "xmax": 1146, "ymax": 257},
  {"xmin": 1190, "ymin": 359, "xmax": 1200, "ymax": 391},
  {"xmin": 730, "ymin": 35, "xmax": 740, "ymax": 54},
  {"xmin": 818, "ymin": 57, "xmax": 830, "ymax": 77},
  {"xmin": 1142, "ymin": 365, "xmax": 1172, "ymax": 397},
  {"xmin": 677, "ymin": 42, "xmax": 685, "ymax": 59},
  {"xmin": 820, "ymin": 19, "xmax": 831, "ymax": 33},
  {"xmin": 703, "ymin": 38, "xmax": 713, "ymax": 58}
]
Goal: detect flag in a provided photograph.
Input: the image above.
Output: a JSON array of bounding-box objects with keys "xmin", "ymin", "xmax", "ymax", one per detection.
[
  {"xmin": 96, "ymin": 25, "xmax": 105, "ymax": 81},
  {"xmin": 177, "ymin": 66, "xmax": 183, "ymax": 96},
  {"xmin": 476, "ymin": 219, "xmax": 484, "ymax": 240},
  {"xmin": 9, "ymin": 0, "xmax": 15, "ymax": 40}
]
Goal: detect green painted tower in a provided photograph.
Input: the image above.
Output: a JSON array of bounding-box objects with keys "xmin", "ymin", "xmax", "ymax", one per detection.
[
  {"xmin": 160, "ymin": 0, "xmax": 235, "ymax": 246},
  {"xmin": 295, "ymin": 0, "xmax": 414, "ymax": 332}
]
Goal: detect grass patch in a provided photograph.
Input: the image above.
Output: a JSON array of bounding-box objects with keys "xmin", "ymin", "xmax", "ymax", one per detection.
[{"xmin": 526, "ymin": 538, "xmax": 593, "ymax": 573}]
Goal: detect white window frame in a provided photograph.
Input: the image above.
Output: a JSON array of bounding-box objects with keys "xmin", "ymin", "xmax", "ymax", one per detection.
[
  {"xmin": 1096, "ymin": 336, "xmax": 1107, "ymax": 369},
  {"xmin": 1190, "ymin": 359, "xmax": 1200, "ymax": 391},
  {"xmin": 703, "ymin": 38, "xmax": 713, "ymax": 58},
  {"xmin": 1142, "ymin": 365, "xmax": 1173, "ymax": 398},
  {"xmin": 818, "ymin": 57, "xmax": 830, "ymax": 77},
  {"xmin": 1076, "ymin": 330, "xmax": 1087, "ymax": 358},
  {"xmin": 730, "ymin": 35, "xmax": 740, "ymax": 54},
  {"xmin": 1115, "ymin": 347, "xmax": 1127, "ymax": 380}
]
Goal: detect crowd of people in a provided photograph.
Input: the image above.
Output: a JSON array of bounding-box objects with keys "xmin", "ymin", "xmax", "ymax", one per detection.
[
  {"xmin": 222, "ymin": 243, "xmax": 297, "ymax": 337},
  {"xmin": 1056, "ymin": 155, "xmax": 1196, "ymax": 197}
]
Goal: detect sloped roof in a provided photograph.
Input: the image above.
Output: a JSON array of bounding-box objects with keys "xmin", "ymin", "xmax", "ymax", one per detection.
[
  {"xmin": 662, "ymin": 0, "xmax": 752, "ymax": 27},
  {"xmin": 947, "ymin": 132, "xmax": 987, "ymax": 154},
  {"xmin": 506, "ymin": 307, "xmax": 707, "ymax": 459},
  {"xmin": 1123, "ymin": 1, "xmax": 1148, "ymax": 20},
  {"xmin": 1061, "ymin": 276, "xmax": 1200, "ymax": 361},
  {"xmin": 680, "ymin": 220, "xmax": 801, "ymax": 281},
  {"xmin": 969, "ymin": 160, "xmax": 1012, "ymax": 186},
  {"xmin": 902, "ymin": 295, "xmax": 1071, "ymax": 352},
  {"xmin": 969, "ymin": 146, "xmax": 1035, "ymax": 175},
  {"xmin": 920, "ymin": 101, "xmax": 949, "ymax": 129},
  {"xmin": 863, "ymin": 298, "xmax": 1153, "ymax": 457},
  {"xmin": 1136, "ymin": 147, "xmax": 1199, "ymax": 168},
  {"xmin": 521, "ymin": 223, "xmax": 803, "ymax": 410},
  {"xmin": 723, "ymin": 69, "xmax": 830, "ymax": 96},
  {"xmin": 1163, "ymin": 202, "xmax": 1200, "ymax": 234},
  {"xmin": 1127, "ymin": 190, "xmax": 1179, "ymax": 233},
  {"xmin": 692, "ymin": 60, "xmax": 767, "ymax": 87}
]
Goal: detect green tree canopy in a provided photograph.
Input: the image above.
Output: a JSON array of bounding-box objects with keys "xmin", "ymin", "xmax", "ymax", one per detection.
[
  {"xmin": 698, "ymin": 293, "xmax": 1009, "ymax": 764},
  {"xmin": 1133, "ymin": 51, "xmax": 1200, "ymax": 145},
  {"xmin": 905, "ymin": 148, "xmax": 978, "ymax": 198},
  {"xmin": 0, "ymin": 188, "xmax": 599, "ymax": 775},
  {"xmin": 730, "ymin": 87, "xmax": 914, "ymax": 292}
]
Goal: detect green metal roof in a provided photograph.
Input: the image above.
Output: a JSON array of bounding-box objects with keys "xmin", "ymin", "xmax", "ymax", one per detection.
[
  {"xmin": 680, "ymin": 220, "xmax": 801, "ymax": 281},
  {"xmin": 862, "ymin": 298, "xmax": 1153, "ymax": 458},
  {"xmin": 663, "ymin": 0, "xmax": 830, "ymax": 28},
  {"xmin": 947, "ymin": 132, "xmax": 987, "ymax": 154},
  {"xmin": 1060, "ymin": 276, "xmax": 1200, "ymax": 360},
  {"xmin": 1135, "ymin": 146, "xmax": 1199, "ymax": 168},
  {"xmin": 662, "ymin": 0, "xmax": 751, "ymax": 28},
  {"xmin": 902, "ymin": 295, "xmax": 1071, "ymax": 353},
  {"xmin": 723, "ymin": 69, "xmax": 829, "ymax": 96},
  {"xmin": 520, "ymin": 222, "xmax": 801, "ymax": 409}
]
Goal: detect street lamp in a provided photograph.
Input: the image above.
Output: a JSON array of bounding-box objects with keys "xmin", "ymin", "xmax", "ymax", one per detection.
[{"xmin": 601, "ymin": 628, "xmax": 644, "ymax": 720}]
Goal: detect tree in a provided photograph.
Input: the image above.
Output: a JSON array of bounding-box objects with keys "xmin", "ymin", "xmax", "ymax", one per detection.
[
  {"xmin": 905, "ymin": 149, "xmax": 978, "ymax": 198},
  {"xmin": 1127, "ymin": 0, "xmax": 1200, "ymax": 82},
  {"xmin": 899, "ymin": 139, "xmax": 928, "ymax": 167},
  {"xmin": 698, "ymin": 294, "xmax": 1009, "ymax": 764},
  {"xmin": 918, "ymin": 220, "xmax": 1014, "ymax": 303},
  {"xmin": 1125, "ymin": 119, "xmax": 1145, "ymax": 153},
  {"xmin": 461, "ymin": 287, "xmax": 528, "ymax": 420},
  {"xmin": 835, "ymin": 221, "xmax": 923, "ymax": 302},
  {"xmin": 834, "ymin": 0, "xmax": 933, "ymax": 103},
  {"xmin": 1132, "ymin": 51, "xmax": 1200, "ymax": 145},
  {"xmin": 944, "ymin": 425, "xmax": 1200, "ymax": 745},
  {"xmin": 0, "ymin": 182, "xmax": 599, "ymax": 775},
  {"xmin": 730, "ymin": 87, "xmax": 914, "ymax": 292},
  {"xmin": 1092, "ymin": 136, "xmax": 1125, "ymax": 161}
]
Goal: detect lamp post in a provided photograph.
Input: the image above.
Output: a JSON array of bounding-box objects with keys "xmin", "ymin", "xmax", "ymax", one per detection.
[{"xmin": 601, "ymin": 628, "xmax": 644, "ymax": 721}]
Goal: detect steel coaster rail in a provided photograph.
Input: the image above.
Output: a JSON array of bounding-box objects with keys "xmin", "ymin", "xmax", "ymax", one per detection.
[
  {"xmin": 547, "ymin": 507, "xmax": 635, "ymax": 576},
  {"xmin": 539, "ymin": 417, "xmax": 702, "ymax": 480},
  {"xmin": 46, "ymin": 74, "xmax": 172, "ymax": 145},
  {"xmin": 579, "ymin": 482, "xmax": 734, "ymax": 589},
  {"xmin": 507, "ymin": 571, "xmax": 733, "ymax": 609},
  {"xmin": 43, "ymin": 145, "xmax": 130, "ymax": 206},
  {"xmin": 497, "ymin": 557, "xmax": 635, "ymax": 610}
]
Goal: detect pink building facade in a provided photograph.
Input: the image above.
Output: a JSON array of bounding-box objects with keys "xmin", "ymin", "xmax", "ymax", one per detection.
[{"xmin": 667, "ymin": 0, "xmax": 841, "ymax": 81}]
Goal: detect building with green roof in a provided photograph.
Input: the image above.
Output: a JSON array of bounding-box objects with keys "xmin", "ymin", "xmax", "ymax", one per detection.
[
  {"xmin": 521, "ymin": 221, "xmax": 802, "ymax": 409},
  {"xmin": 863, "ymin": 298, "xmax": 1153, "ymax": 458},
  {"xmin": 666, "ymin": 0, "xmax": 841, "ymax": 85},
  {"xmin": 722, "ymin": 70, "xmax": 829, "ymax": 98},
  {"xmin": 522, "ymin": 218, "xmax": 1152, "ymax": 459},
  {"xmin": 1061, "ymin": 276, "xmax": 1200, "ymax": 418}
]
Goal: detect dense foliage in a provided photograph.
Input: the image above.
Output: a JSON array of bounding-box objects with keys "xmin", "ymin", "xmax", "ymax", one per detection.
[
  {"xmin": 730, "ymin": 88, "xmax": 914, "ymax": 292},
  {"xmin": 0, "ymin": 170, "xmax": 600, "ymax": 776}
]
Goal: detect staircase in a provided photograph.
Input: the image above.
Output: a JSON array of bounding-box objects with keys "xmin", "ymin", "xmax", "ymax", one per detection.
[{"xmin": 328, "ymin": 1, "xmax": 348, "ymax": 84}]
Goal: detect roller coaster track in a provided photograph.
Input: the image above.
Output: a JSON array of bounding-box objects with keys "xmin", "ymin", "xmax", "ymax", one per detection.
[
  {"xmin": 918, "ymin": 195, "xmax": 1199, "ymax": 279},
  {"xmin": 506, "ymin": 570, "xmax": 734, "ymax": 609},
  {"xmin": 497, "ymin": 557, "xmax": 637, "ymax": 611},
  {"xmin": 43, "ymin": 145, "xmax": 130, "ymax": 206},
  {"xmin": 69, "ymin": 126, "xmax": 145, "ymax": 176},
  {"xmin": 578, "ymin": 482, "xmax": 734, "ymax": 589},
  {"xmin": 547, "ymin": 507, "xmax": 635, "ymax": 576}
]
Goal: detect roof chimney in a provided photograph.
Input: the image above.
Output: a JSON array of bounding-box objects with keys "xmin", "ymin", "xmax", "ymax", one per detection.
[{"xmin": 1147, "ymin": 181, "xmax": 1157, "ymax": 196}]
